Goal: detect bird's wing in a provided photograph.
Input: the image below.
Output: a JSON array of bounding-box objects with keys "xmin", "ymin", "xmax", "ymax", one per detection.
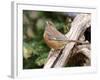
[{"xmin": 46, "ymin": 31, "xmax": 66, "ymax": 41}]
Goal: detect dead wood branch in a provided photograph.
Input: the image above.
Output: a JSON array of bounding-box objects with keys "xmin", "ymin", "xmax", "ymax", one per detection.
[{"xmin": 44, "ymin": 14, "xmax": 91, "ymax": 68}]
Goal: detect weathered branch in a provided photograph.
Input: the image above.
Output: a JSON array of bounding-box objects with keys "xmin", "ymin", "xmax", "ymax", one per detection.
[{"xmin": 44, "ymin": 14, "xmax": 91, "ymax": 68}]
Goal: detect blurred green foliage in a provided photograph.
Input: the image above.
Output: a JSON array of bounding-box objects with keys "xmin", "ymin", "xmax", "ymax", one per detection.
[{"xmin": 23, "ymin": 10, "xmax": 72, "ymax": 69}]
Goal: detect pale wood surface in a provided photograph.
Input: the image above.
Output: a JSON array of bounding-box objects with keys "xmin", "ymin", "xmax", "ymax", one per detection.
[{"xmin": 44, "ymin": 14, "xmax": 91, "ymax": 68}]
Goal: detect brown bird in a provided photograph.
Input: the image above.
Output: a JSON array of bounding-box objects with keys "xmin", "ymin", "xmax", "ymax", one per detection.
[{"xmin": 43, "ymin": 20, "xmax": 88, "ymax": 50}]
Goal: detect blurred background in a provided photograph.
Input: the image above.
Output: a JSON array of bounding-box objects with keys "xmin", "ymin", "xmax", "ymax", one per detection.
[{"xmin": 23, "ymin": 10, "xmax": 77, "ymax": 69}]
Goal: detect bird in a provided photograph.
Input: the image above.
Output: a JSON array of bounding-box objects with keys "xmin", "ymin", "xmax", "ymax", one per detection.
[{"xmin": 43, "ymin": 20, "xmax": 88, "ymax": 50}]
